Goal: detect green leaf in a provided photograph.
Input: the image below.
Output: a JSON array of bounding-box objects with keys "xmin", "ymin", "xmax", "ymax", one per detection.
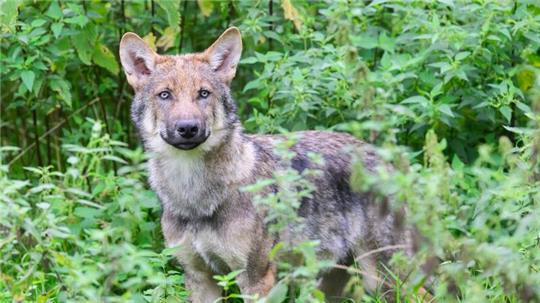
[
  {"xmin": 161, "ymin": 246, "xmax": 181, "ymax": 256},
  {"xmin": 31, "ymin": 19, "xmax": 47, "ymax": 28},
  {"xmin": 20, "ymin": 70, "xmax": 35, "ymax": 92},
  {"xmin": 51, "ymin": 22, "xmax": 64, "ymax": 38},
  {"xmin": 451, "ymin": 154, "xmax": 465, "ymax": 171},
  {"xmin": 241, "ymin": 57, "xmax": 259, "ymax": 64},
  {"xmin": 49, "ymin": 78, "xmax": 72, "ymax": 107},
  {"xmin": 74, "ymin": 206, "xmax": 102, "ymax": 219},
  {"xmin": 156, "ymin": 0, "xmax": 180, "ymax": 28},
  {"xmin": 516, "ymin": 68, "xmax": 535, "ymax": 91},
  {"xmin": 455, "ymin": 51, "xmax": 471, "ymax": 61},
  {"xmin": 503, "ymin": 126, "xmax": 535, "ymax": 135},
  {"xmin": 378, "ymin": 32, "xmax": 395, "ymax": 52},
  {"xmin": 156, "ymin": 26, "xmax": 177, "ymax": 51},
  {"xmin": 72, "ymin": 26, "xmax": 96, "ymax": 65},
  {"xmin": 351, "ymin": 33, "xmax": 378, "ymax": 49},
  {"xmin": 46, "ymin": 1, "xmax": 63, "ymax": 20},
  {"xmin": 64, "ymin": 15, "xmax": 89, "ymax": 27},
  {"xmin": 401, "ymin": 95, "xmax": 429, "ymax": 106},
  {"xmin": 197, "ymin": 0, "xmax": 214, "ymax": 17},
  {"xmin": 93, "ymin": 43, "xmax": 119, "ymax": 75},
  {"xmin": 438, "ymin": 104, "xmax": 455, "ymax": 117},
  {"xmin": 499, "ymin": 105, "xmax": 512, "ymax": 123},
  {"xmin": 265, "ymin": 281, "xmax": 288, "ymax": 303},
  {"xmin": 243, "ymin": 79, "xmax": 262, "ymax": 92},
  {"xmin": 0, "ymin": 0, "xmax": 22, "ymax": 31}
]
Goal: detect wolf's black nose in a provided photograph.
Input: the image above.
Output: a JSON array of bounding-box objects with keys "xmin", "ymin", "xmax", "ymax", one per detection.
[{"xmin": 175, "ymin": 120, "xmax": 200, "ymax": 139}]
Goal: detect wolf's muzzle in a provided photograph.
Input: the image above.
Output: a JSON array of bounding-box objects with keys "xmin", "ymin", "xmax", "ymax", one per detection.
[{"xmin": 162, "ymin": 119, "xmax": 209, "ymax": 150}]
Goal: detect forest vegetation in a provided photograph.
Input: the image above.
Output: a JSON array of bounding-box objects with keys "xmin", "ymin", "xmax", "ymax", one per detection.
[{"xmin": 1, "ymin": 0, "xmax": 539, "ymax": 302}]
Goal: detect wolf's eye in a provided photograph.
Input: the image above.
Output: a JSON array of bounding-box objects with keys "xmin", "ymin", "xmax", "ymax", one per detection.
[
  {"xmin": 199, "ymin": 89, "xmax": 210, "ymax": 99},
  {"xmin": 158, "ymin": 91, "xmax": 171, "ymax": 100}
]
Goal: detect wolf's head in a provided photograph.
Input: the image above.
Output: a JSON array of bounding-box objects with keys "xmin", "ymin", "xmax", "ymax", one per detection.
[{"xmin": 119, "ymin": 28, "xmax": 242, "ymax": 154}]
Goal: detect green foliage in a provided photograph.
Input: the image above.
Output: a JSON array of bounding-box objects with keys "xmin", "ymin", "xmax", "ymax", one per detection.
[
  {"xmin": 243, "ymin": 135, "xmax": 329, "ymax": 302},
  {"xmin": 1, "ymin": 0, "xmax": 540, "ymax": 302},
  {"xmin": 1, "ymin": 119, "xmax": 187, "ymax": 302}
]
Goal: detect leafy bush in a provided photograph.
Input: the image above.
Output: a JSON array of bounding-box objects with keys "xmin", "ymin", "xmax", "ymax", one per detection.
[{"xmin": 1, "ymin": 0, "xmax": 539, "ymax": 302}]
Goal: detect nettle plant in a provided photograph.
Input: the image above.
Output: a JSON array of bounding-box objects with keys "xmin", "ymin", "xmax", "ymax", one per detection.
[
  {"xmin": 2, "ymin": 0, "xmax": 540, "ymax": 302},
  {"xmin": 241, "ymin": 1, "xmax": 540, "ymax": 160},
  {"xmin": 349, "ymin": 99, "xmax": 540, "ymax": 301},
  {"xmin": 0, "ymin": 119, "xmax": 188, "ymax": 302},
  {"xmin": 241, "ymin": 135, "xmax": 331, "ymax": 302}
]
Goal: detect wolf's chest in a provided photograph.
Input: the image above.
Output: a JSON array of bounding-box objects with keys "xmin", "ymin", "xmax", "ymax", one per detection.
[{"xmin": 148, "ymin": 156, "xmax": 225, "ymax": 217}]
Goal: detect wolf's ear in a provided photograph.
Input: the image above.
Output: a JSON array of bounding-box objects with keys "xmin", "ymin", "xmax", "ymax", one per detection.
[
  {"xmin": 203, "ymin": 27, "xmax": 242, "ymax": 85},
  {"xmin": 119, "ymin": 32, "xmax": 158, "ymax": 89}
]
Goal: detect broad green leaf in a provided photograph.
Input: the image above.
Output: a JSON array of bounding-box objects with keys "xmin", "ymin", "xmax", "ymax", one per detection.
[
  {"xmin": 31, "ymin": 19, "xmax": 47, "ymax": 28},
  {"xmin": 401, "ymin": 95, "xmax": 429, "ymax": 106},
  {"xmin": 241, "ymin": 57, "xmax": 259, "ymax": 64},
  {"xmin": 51, "ymin": 22, "xmax": 64, "ymax": 38},
  {"xmin": 74, "ymin": 206, "xmax": 102, "ymax": 218},
  {"xmin": 64, "ymin": 15, "xmax": 89, "ymax": 27},
  {"xmin": 93, "ymin": 43, "xmax": 119, "ymax": 75},
  {"xmin": 72, "ymin": 26, "xmax": 96, "ymax": 65},
  {"xmin": 438, "ymin": 104, "xmax": 455, "ymax": 117},
  {"xmin": 46, "ymin": 1, "xmax": 63, "ymax": 19},
  {"xmin": 499, "ymin": 105, "xmax": 512, "ymax": 123},
  {"xmin": 378, "ymin": 32, "xmax": 395, "ymax": 52},
  {"xmin": 156, "ymin": 26, "xmax": 177, "ymax": 51},
  {"xmin": 528, "ymin": 54, "xmax": 540, "ymax": 68},
  {"xmin": 243, "ymin": 79, "xmax": 262, "ymax": 92},
  {"xmin": 265, "ymin": 281, "xmax": 288, "ymax": 303},
  {"xmin": 0, "ymin": 0, "xmax": 22, "ymax": 31},
  {"xmin": 20, "ymin": 70, "xmax": 35, "ymax": 92},
  {"xmin": 156, "ymin": 0, "xmax": 180, "ymax": 27},
  {"xmin": 49, "ymin": 78, "xmax": 72, "ymax": 107},
  {"xmin": 197, "ymin": 0, "xmax": 214, "ymax": 17},
  {"xmin": 455, "ymin": 51, "xmax": 471, "ymax": 61},
  {"xmin": 502, "ymin": 126, "xmax": 535, "ymax": 135},
  {"xmin": 351, "ymin": 33, "xmax": 378, "ymax": 49},
  {"xmin": 516, "ymin": 68, "xmax": 535, "ymax": 91},
  {"xmin": 143, "ymin": 32, "xmax": 157, "ymax": 51}
]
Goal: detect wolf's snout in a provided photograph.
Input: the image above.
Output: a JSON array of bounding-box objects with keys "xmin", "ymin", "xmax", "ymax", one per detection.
[
  {"xmin": 175, "ymin": 120, "xmax": 200, "ymax": 139},
  {"xmin": 161, "ymin": 119, "xmax": 208, "ymax": 150}
]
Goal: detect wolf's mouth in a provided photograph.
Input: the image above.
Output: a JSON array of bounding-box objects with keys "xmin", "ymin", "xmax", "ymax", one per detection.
[
  {"xmin": 173, "ymin": 141, "xmax": 203, "ymax": 150},
  {"xmin": 160, "ymin": 132, "xmax": 209, "ymax": 150}
]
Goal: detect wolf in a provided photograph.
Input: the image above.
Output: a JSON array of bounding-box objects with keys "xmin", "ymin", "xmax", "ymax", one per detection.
[{"xmin": 119, "ymin": 27, "xmax": 414, "ymax": 302}]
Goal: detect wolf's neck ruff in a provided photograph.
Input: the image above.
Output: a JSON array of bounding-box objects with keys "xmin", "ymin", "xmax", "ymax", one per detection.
[{"xmin": 148, "ymin": 127, "xmax": 256, "ymax": 219}]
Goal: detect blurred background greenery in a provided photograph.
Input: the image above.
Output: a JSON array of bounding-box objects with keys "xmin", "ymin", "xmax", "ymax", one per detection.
[{"xmin": 1, "ymin": 0, "xmax": 539, "ymax": 302}]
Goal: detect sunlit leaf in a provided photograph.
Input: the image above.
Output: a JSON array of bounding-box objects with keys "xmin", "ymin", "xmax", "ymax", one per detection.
[
  {"xmin": 156, "ymin": 26, "xmax": 177, "ymax": 51},
  {"xmin": 143, "ymin": 32, "xmax": 157, "ymax": 51},
  {"xmin": 93, "ymin": 43, "xmax": 119, "ymax": 75},
  {"xmin": 197, "ymin": 0, "xmax": 214, "ymax": 17},
  {"xmin": 0, "ymin": 0, "xmax": 22, "ymax": 31},
  {"xmin": 516, "ymin": 68, "xmax": 535, "ymax": 91}
]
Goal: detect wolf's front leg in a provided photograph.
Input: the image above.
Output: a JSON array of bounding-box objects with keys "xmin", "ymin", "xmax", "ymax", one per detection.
[
  {"xmin": 183, "ymin": 261, "xmax": 222, "ymax": 303},
  {"xmin": 161, "ymin": 214, "xmax": 221, "ymax": 302}
]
